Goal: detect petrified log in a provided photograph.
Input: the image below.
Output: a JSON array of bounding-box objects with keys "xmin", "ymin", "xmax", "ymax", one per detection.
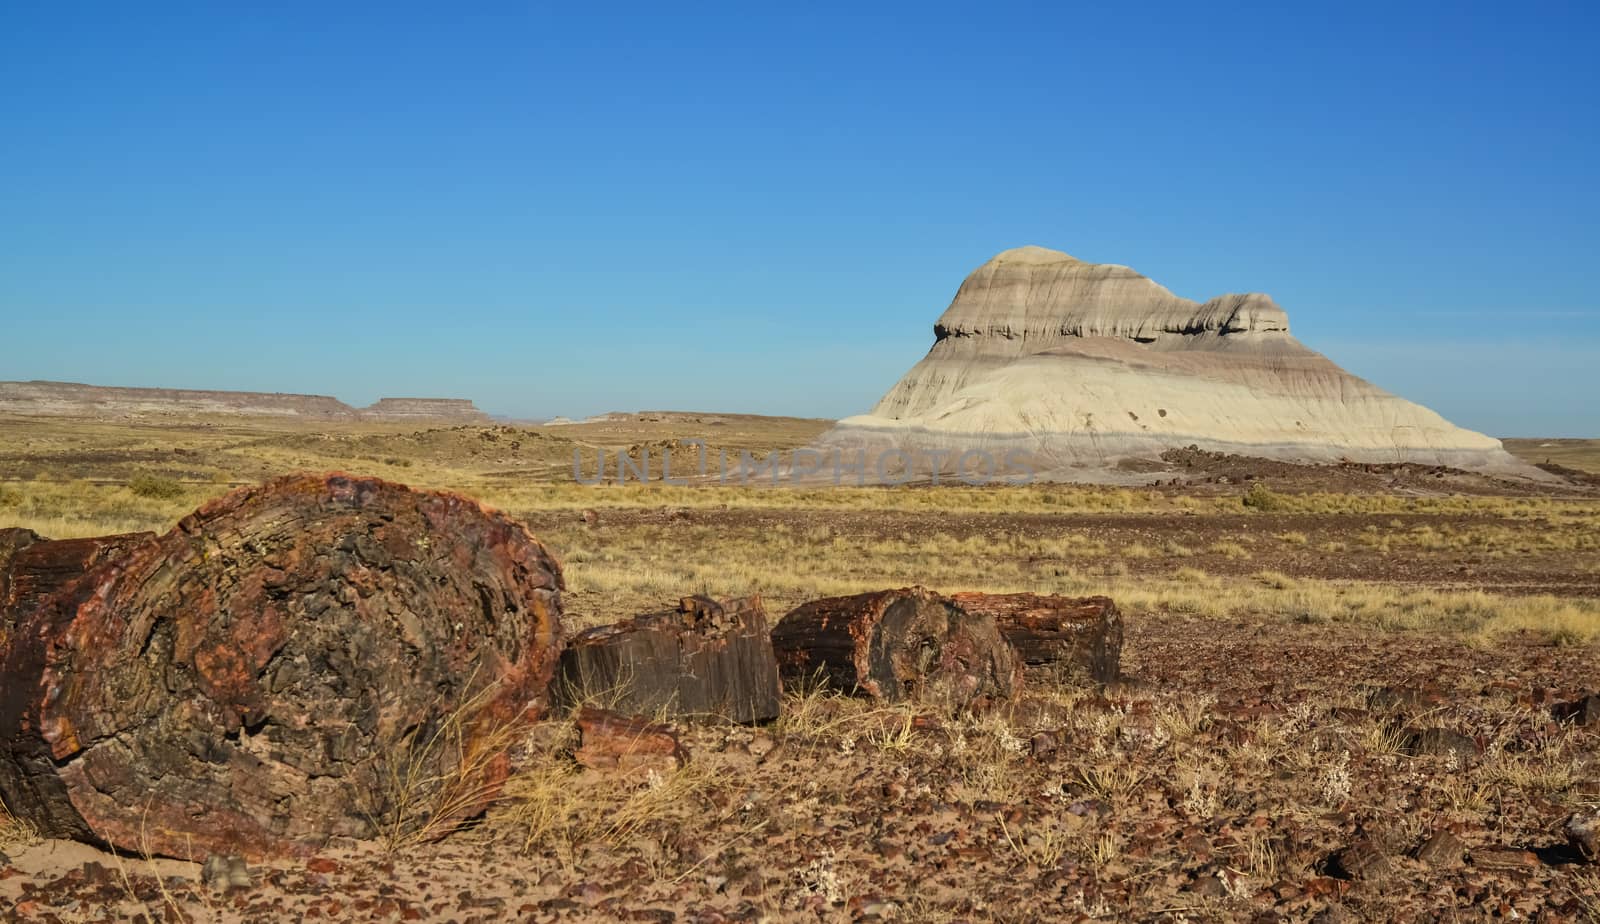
[
  {"xmin": 947, "ymin": 592, "xmax": 1121, "ymax": 683},
  {"xmin": 770, "ymin": 586, "xmax": 1020, "ymax": 711},
  {"xmin": 560, "ymin": 594, "xmax": 781, "ymax": 723},
  {"xmin": 1, "ymin": 529, "xmax": 155, "ymax": 640},
  {"xmin": 573, "ymin": 707, "xmax": 688, "ymax": 774},
  {"xmin": 0, "ymin": 472, "xmax": 564, "ymax": 861}
]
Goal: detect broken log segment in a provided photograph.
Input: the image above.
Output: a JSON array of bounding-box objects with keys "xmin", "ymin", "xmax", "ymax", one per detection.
[
  {"xmin": 560, "ymin": 594, "xmax": 781, "ymax": 723},
  {"xmin": 573, "ymin": 707, "xmax": 689, "ymax": 774},
  {"xmin": 0, "ymin": 472, "xmax": 565, "ymax": 861},
  {"xmin": 947, "ymin": 592, "xmax": 1121, "ymax": 683},
  {"xmin": 770, "ymin": 586, "xmax": 1021, "ymax": 711}
]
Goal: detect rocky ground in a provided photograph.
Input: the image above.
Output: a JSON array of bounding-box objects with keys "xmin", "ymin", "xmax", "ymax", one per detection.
[
  {"xmin": 2, "ymin": 416, "xmax": 1597, "ymax": 921},
  {"xmin": 4, "ymin": 615, "xmax": 1596, "ymax": 922}
]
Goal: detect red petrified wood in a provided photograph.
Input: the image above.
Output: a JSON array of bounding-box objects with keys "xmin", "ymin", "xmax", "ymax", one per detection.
[
  {"xmin": 947, "ymin": 592, "xmax": 1122, "ymax": 683},
  {"xmin": 573, "ymin": 707, "xmax": 689, "ymax": 774},
  {"xmin": 770, "ymin": 586, "xmax": 1021, "ymax": 711},
  {"xmin": 0, "ymin": 528, "xmax": 155, "ymax": 646},
  {"xmin": 0, "ymin": 473, "xmax": 565, "ymax": 861}
]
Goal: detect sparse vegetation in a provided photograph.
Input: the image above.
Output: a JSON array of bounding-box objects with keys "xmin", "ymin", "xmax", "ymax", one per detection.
[
  {"xmin": 0, "ymin": 798, "xmax": 37, "ymax": 853},
  {"xmin": 128, "ymin": 472, "xmax": 186, "ymax": 500},
  {"xmin": 3, "ymin": 412, "xmax": 1598, "ymax": 919},
  {"xmin": 1242, "ymin": 481, "xmax": 1287, "ymax": 511}
]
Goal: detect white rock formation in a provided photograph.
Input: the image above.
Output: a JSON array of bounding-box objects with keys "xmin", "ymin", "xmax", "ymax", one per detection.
[{"xmin": 817, "ymin": 246, "xmax": 1526, "ymax": 480}]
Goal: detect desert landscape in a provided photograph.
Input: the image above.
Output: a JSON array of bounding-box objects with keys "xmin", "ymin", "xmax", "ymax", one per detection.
[
  {"xmin": 4, "ymin": 6, "xmax": 1597, "ymax": 921},
  {"xmin": 1, "ymin": 369, "xmax": 1597, "ymax": 922}
]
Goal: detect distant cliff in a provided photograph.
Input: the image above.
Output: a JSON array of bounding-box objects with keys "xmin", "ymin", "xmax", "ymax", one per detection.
[
  {"xmin": 361, "ymin": 397, "xmax": 490, "ymax": 421},
  {"xmin": 0, "ymin": 381, "xmax": 491, "ymax": 422}
]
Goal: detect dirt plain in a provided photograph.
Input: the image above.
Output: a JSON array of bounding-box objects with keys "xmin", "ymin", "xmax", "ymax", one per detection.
[{"xmin": 1, "ymin": 412, "xmax": 1598, "ymax": 922}]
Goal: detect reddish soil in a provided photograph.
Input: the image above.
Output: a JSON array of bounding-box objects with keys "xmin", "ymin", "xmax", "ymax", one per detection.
[{"xmin": 4, "ymin": 617, "xmax": 1596, "ymax": 922}]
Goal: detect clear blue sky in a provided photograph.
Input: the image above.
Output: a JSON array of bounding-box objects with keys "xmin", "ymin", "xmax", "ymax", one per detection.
[{"xmin": 2, "ymin": 2, "xmax": 1596, "ymax": 435}]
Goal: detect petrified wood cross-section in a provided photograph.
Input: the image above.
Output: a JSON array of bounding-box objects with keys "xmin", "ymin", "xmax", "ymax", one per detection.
[
  {"xmin": 770, "ymin": 586, "xmax": 1020, "ymax": 711},
  {"xmin": 0, "ymin": 473, "xmax": 564, "ymax": 861}
]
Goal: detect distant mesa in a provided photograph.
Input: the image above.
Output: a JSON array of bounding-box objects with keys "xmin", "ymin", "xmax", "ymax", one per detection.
[
  {"xmin": 361, "ymin": 397, "xmax": 488, "ymax": 421},
  {"xmin": 817, "ymin": 246, "xmax": 1530, "ymax": 479},
  {"xmin": 0, "ymin": 381, "xmax": 490, "ymax": 423}
]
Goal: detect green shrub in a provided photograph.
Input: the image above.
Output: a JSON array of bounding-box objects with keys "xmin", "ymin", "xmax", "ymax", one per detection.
[
  {"xmin": 1242, "ymin": 482, "xmax": 1287, "ymax": 512},
  {"xmin": 128, "ymin": 473, "xmax": 185, "ymax": 500}
]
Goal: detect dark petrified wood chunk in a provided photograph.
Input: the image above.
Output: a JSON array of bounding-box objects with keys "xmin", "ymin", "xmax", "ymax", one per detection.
[{"xmin": 559, "ymin": 594, "xmax": 780, "ymax": 723}]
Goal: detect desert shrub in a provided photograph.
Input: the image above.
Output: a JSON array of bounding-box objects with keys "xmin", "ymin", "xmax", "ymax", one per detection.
[
  {"xmin": 128, "ymin": 473, "xmax": 185, "ymax": 500},
  {"xmin": 1209, "ymin": 540, "xmax": 1252, "ymax": 560},
  {"xmin": 1241, "ymin": 482, "xmax": 1287, "ymax": 512}
]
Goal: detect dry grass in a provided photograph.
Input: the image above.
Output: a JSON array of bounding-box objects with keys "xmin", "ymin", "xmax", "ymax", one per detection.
[
  {"xmin": 501, "ymin": 737, "xmax": 736, "ymax": 880},
  {"xmin": 4, "ymin": 416, "xmax": 1598, "ymax": 651},
  {"xmin": 369, "ymin": 678, "xmax": 533, "ymax": 854},
  {"xmin": 548, "ymin": 515, "xmax": 1600, "ymax": 641},
  {"xmin": 1074, "ymin": 764, "xmax": 1147, "ymax": 802},
  {"xmin": 7, "ymin": 474, "xmax": 1595, "ymax": 645},
  {"xmin": 0, "ymin": 799, "xmax": 38, "ymax": 853}
]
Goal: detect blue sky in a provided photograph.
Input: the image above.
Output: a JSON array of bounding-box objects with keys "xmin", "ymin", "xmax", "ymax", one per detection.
[{"xmin": 2, "ymin": 2, "xmax": 1596, "ymax": 435}]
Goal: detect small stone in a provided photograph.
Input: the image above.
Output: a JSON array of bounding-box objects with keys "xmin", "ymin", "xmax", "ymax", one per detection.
[
  {"xmin": 226, "ymin": 855, "xmax": 252, "ymax": 889},
  {"xmin": 1401, "ymin": 727, "xmax": 1478, "ymax": 761},
  {"xmin": 1414, "ymin": 830, "xmax": 1465, "ymax": 867},
  {"xmin": 1367, "ymin": 685, "xmax": 1444, "ymax": 711},
  {"xmin": 1330, "ymin": 840, "xmax": 1391, "ymax": 881},
  {"xmin": 1470, "ymin": 846, "xmax": 1540, "ymax": 872},
  {"xmin": 1187, "ymin": 870, "xmax": 1228, "ymax": 898},
  {"xmin": 849, "ymin": 894, "xmax": 897, "ymax": 917},
  {"xmin": 1301, "ymin": 877, "xmax": 1344, "ymax": 898},
  {"xmin": 746, "ymin": 733, "xmax": 776, "ymax": 759},
  {"xmin": 306, "ymin": 857, "xmax": 339, "ymax": 875},
  {"xmin": 1564, "ymin": 812, "xmax": 1599, "ymax": 862},
  {"xmin": 201, "ymin": 853, "xmax": 249, "ymax": 891},
  {"xmin": 1553, "ymin": 694, "xmax": 1600, "ymax": 727}
]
